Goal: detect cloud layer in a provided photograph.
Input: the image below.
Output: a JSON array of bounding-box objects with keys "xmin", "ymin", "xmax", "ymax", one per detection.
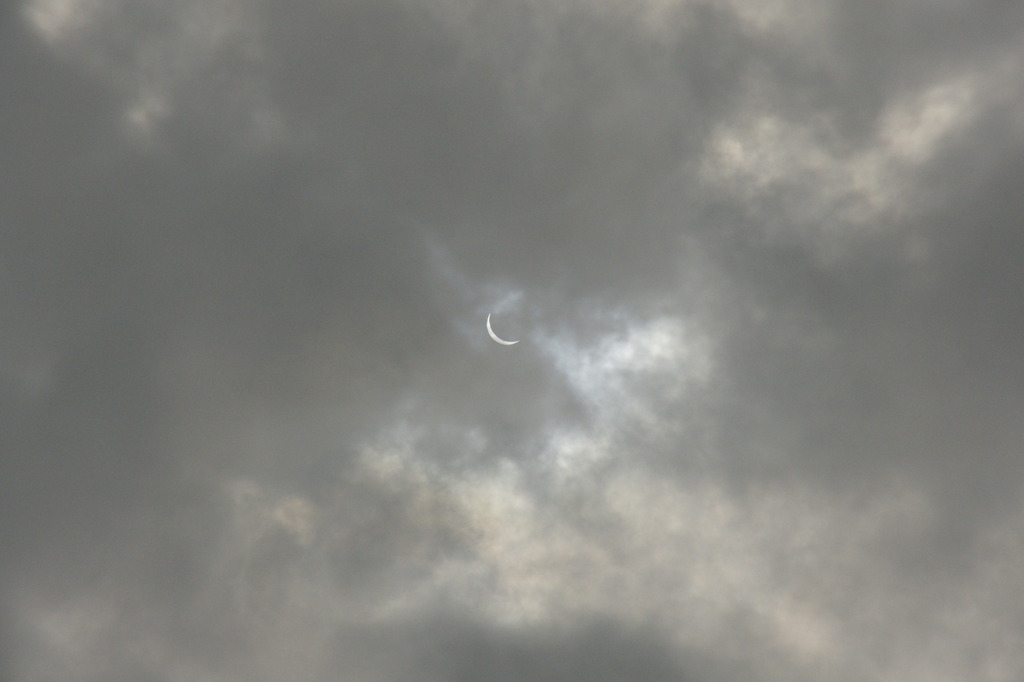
[{"xmin": 4, "ymin": 0, "xmax": 1024, "ymax": 680}]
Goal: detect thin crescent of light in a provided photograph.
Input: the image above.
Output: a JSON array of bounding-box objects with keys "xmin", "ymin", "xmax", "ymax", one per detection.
[{"xmin": 486, "ymin": 314, "xmax": 519, "ymax": 345}]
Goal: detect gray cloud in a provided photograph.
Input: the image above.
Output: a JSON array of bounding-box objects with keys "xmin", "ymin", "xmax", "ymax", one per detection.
[{"xmin": 4, "ymin": 0, "xmax": 1024, "ymax": 679}]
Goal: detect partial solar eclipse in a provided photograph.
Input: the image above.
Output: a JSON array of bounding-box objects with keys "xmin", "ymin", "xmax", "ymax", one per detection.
[{"xmin": 486, "ymin": 314, "xmax": 519, "ymax": 345}]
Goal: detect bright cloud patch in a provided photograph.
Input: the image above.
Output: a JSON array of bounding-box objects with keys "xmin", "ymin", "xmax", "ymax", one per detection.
[
  {"xmin": 701, "ymin": 74, "xmax": 980, "ymax": 247},
  {"xmin": 880, "ymin": 77, "xmax": 977, "ymax": 163},
  {"xmin": 356, "ymin": 428, "xmax": 963, "ymax": 677},
  {"xmin": 227, "ymin": 479, "xmax": 319, "ymax": 548},
  {"xmin": 24, "ymin": 0, "xmax": 280, "ymax": 147},
  {"xmin": 542, "ymin": 315, "xmax": 712, "ymax": 421},
  {"xmin": 23, "ymin": 0, "xmax": 102, "ymax": 44}
]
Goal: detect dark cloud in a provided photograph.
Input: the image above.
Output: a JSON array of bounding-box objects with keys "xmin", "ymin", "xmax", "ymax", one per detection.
[
  {"xmin": 316, "ymin": 616, "xmax": 694, "ymax": 682},
  {"xmin": 4, "ymin": 0, "xmax": 1024, "ymax": 679}
]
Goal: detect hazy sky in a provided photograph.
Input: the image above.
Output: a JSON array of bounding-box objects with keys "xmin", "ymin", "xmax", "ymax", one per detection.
[{"xmin": 4, "ymin": 1, "xmax": 1024, "ymax": 680}]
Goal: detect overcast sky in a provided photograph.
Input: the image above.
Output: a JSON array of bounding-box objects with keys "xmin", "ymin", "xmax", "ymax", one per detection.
[{"xmin": 3, "ymin": 1, "xmax": 1024, "ymax": 680}]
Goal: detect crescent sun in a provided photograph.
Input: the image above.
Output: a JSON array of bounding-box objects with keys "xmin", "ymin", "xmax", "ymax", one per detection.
[{"xmin": 486, "ymin": 314, "xmax": 519, "ymax": 345}]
